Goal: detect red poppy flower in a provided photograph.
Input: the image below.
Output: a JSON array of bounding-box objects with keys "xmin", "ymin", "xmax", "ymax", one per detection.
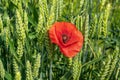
[{"xmin": 49, "ymin": 22, "xmax": 83, "ymax": 58}]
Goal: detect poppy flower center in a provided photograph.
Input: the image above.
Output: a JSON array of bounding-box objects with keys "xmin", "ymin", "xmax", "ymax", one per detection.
[{"xmin": 62, "ymin": 34, "xmax": 69, "ymax": 44}]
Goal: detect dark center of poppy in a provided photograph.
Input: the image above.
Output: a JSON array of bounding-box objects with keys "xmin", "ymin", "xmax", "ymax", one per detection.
[{"xmin": 62, "ymin": 34, "xmax": 69, "ymax": 43}]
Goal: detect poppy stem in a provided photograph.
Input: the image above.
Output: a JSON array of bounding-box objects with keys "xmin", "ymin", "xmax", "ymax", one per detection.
[{"xmin": 49, "ymin": 59, "xmax": 52, "ymax": 80}]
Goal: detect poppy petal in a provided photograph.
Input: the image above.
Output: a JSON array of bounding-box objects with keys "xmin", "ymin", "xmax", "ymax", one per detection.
[
  {"xmin": 59, "ymin": 40, "xmax": 83, "ymax": 57},
  {"xmin": 61, "ymin": 29, "xmax": 83, "ymax": 47},
  {"xmin": 55, "ymin": 22, "xmax": 77, "ymax": 46},
  {"xmin": 49, "ymin": 23, "xmax": 59, "ymax": 44}
]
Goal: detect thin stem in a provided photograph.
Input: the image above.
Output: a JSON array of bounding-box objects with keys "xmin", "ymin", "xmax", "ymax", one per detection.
[{"xmin": 49, "ymin": 59, "xmax": 52, "ymax": 80}]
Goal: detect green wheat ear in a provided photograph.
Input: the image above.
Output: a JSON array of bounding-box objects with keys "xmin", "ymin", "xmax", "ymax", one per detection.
[
  {"xmin": 26, "ymin": 60, "xmax": 33, "ymax": 80},
  {"xmin": 32, "ymin": 54, "xmax": 41, "ymax": 79},
  {"xmin": 37, "ymin": 0, "xmax": 48, "ymax": 50},
  {"xmin": 17, "ymin": 0, "xmax": 23, "ymax": 16},
  {"xmin": 5, "ymin": 16, "xmax": 11, "ymax": 49},
  {"xmin": 44, "ymin": 0, "xmax": 57, "ymax": 55},
  {"xmin": 56, "ymin": 0, "xmax": 63, "ymax": 20},
  {"xmin": 13, "ymin": 59, "xmax": 21, "ymax": 80},
  {"xmin": 102, "ymin": 3, "xmax": 111, "ymax": 37},
  {"xmin": 106, "ymin": 47, "xmax": 119, "ymax": 80},
  {"xmin": 47, "ymin": 0, "xmax": 56, "ymax": 27},
  {"xmin": 100, "ymin": 0, "xmax": 106, "ymax": 11},
  {"xmin": 84, "ymin": 14, "xmax": 89, "ymax": 54},
  {"xmin": 14, "ymin": 72, "xmax": 21, "ymax": 80},
  {"xmin": 23, "ymin": 11, "xmax": 28, "ymax": 33},
  {"xmin": 99, "ymin": 55, "xmax": 111, "ymax": 80},
  {"xmin": 73, "ymin": 56, "xmax": 80, "ymax": 80},
  {"xmin": 41, "ymin": 0, "xmax": 49, "ymax": 18},
  {"xmin": 59, "ymin": 0, "xmax": 63, "ymax": 17},
  {"xmin": 116, "ymin": 60, "xmax": 120, "ymax": 79},
  {"xmin": 89, "ymin": 14, "xmax": 97, "ymax": 38},
  {"xmin": 0, "ymin": 59, "xmax": 5, "ymax": 79},
  {"xmin": 36, "ymin": 0, "xmax": 44, "ymax": 35},
  {"xmin": 80, "ymin": 0, "xmax": 84, "ymax": 10},
  {"xmin": 0, "ymin": 16, "xmax": 3, "ymax": 35},
  {"xmin": 68, "ymin": 58, "xmax": 72, "ymax": 68},
  {"xmin": 16, "ymin": 9, "xmax": 26, "ymax": 59}
]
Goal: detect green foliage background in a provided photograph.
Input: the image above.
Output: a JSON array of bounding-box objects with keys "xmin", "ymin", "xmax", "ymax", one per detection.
[{"xmin": 0, "ymin": 0, "xmax": 120, "ymax": 80}]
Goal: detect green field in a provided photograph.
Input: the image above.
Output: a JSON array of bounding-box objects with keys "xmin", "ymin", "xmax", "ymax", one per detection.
[{"xmin": 0, "ymin": 0, "xmax": 120, "ymax": 80}]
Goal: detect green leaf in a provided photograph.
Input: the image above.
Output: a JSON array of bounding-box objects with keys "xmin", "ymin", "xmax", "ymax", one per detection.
[{"xmin": 5, "ymin": 71, "xmax": 13, "ymax": 80}]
